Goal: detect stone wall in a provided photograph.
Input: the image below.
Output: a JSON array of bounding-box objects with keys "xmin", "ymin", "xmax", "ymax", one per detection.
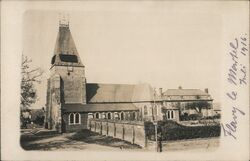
[
  {"xmin": 88, "ymin": 119, "xmax": 147, "ymax": 147},
  {"xmin": 50, "ymin": 66, "xmax": 86, "ymax": 104}
]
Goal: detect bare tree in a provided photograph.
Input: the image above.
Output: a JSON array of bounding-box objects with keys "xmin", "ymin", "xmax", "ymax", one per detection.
[{"xmin": 21, "ymin": 55, "xmax": 43, "ymax": 110}]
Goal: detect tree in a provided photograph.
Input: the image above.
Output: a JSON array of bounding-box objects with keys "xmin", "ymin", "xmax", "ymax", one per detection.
[
  {"xmin": 21, "ymin": 55, "xmax": 43, "ymax": 110},
  {"xmin": 186, "ymin": 101, "xmax": 210, "ymax": 114}
]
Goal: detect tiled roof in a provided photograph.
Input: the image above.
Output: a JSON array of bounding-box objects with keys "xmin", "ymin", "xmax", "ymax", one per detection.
[
  {"xmin": 163, "ymin": 89, "xmax": 209, "ymax": 96},
  {"xmin": 62, "ymin": 103, "xmax": 139, "ymax": 112},
  {"xmin": 86, "ymin": 83, "xmax": 154, "ymax": 103}
]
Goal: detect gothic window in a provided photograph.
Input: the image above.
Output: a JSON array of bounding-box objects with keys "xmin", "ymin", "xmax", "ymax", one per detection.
[
  {"xmin": 144, "ymin": 106, "xmax": 148, "ymax": 115},
  {"xmin": 171, "ymin": 110, "xmax": 174, "ymax": 119},
  {"xmin": 131, "ymin": 112, "xmax": 136, "ymax": 120},
  {"xmin": 120, "ymin": 112, "xmax": 124, "ymax": 120},
  {"xmin": 166, "ymin": 110, "xmax": 175, "ymax": 120},
  {"xmin": 167, "ymin": 111, "xmax": 170, "ymax": 119},
  {"xmin": 69, "ymin": 113, "xmax": 81, "ymax": 125},
  {"xmin": 107, "ymin": 113, "xmax": 112, "ymax": 119},
  {"xmin": 95, "ymin": 113, "xmax": 100, "ymax": 119},
  {"xmin": 75, "ymin": 113, "xmax": 81, "ymax": 124}
]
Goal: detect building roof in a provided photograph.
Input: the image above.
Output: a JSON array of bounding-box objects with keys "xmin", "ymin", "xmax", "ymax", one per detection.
[
  {"xmin": 51, "ymin": 25, "xmax": 83, "ymax": 67},
  {"xmin": 86, "ymin": 83, "xmax": 154, "ymax": 103},
  {"xmin": 163, "ymin": 89, "xmax": 209, "ymax": 96},
  {"xmin": 62, "ymin": 103, "xmax": 139, "ymax": 112}
]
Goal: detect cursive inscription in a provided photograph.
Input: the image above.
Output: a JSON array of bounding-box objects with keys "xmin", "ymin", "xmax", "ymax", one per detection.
[{"xmin": 222, "ymin": 34, "xmax": 248, "ymax": 140}]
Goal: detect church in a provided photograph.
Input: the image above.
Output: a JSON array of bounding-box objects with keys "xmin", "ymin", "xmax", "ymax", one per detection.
[
  {"xmin": 45, "ymin": 21, "xmax": 162, "ymax": 133},
  {"xmin": 45, "ymin": 20, "xmax": 214, "ymax": 133}
]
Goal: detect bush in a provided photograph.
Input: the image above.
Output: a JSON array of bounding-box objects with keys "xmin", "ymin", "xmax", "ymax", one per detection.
[
  {"xmin": 145, "ymin": 120, "xmax": 221, "ymax": 141},
  {"xmin": 180, "ymin": 113, "xmax": 202, "ymax": 121},
  {"xmin": 33, "ymin": 116, "xmax": 45, "ymax": 126}
]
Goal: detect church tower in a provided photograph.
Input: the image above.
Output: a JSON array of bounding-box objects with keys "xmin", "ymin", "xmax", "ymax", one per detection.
[{"xmin": 45, "ymin": 17, "xmax": 86, "ymax": 132}]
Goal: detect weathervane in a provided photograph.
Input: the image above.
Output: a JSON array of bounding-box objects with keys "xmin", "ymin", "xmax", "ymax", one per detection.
[{"xmin": 59, "ymin": 12, "xmax": 69, "ymax": 27}]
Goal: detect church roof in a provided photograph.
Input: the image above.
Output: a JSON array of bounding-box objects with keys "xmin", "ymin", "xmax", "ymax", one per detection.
[
  {"xmin": 51, "ymin": 24, "xmax": 83, "ymax": 67},
  {"xmin": 86, "ymin": 83, "xmax": 154, "ymax": 103},
  {"xmin": 62, "ymin": 103, "xmax": 139, "ymax": 112},
  {"xmin": 163, "ymin": 89, "xmax": 209, "ymax": 96}
]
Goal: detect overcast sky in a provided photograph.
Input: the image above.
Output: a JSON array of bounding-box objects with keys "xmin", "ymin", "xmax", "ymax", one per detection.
[{"xmin": 23, "ymin": 3, "xmax": 228, "ymax": 108}]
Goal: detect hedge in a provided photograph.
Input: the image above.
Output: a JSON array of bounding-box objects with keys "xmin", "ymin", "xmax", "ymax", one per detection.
[{"xmin": 145, "ymin": 120, "xmax": 221, "ymax": 141}]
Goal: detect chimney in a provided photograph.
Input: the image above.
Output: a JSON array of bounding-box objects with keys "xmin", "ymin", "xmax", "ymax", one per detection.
[
  {"xmin": 205, "ymin": 88, "xmax": 209, "ymax": 93},
  {"xmin": 178, "ymin": 86, "xmax": 182, "ymax": 89},
  {"xmin": 159, "ymin": 88, "xmax": 163, "ymax": 96}
]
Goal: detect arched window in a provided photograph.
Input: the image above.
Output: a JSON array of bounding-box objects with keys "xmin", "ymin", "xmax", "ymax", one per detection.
[
  {"xmin": 69, "ymin": 113, "xmax": 74, "ymax": 124},
  {"xmin": 144, "ymin": 106, "xmax": 148, "ymax": 115},
  {"xmin": 95, "ymin": 113, "xmax": 100, "ymax": 119},
  {"xmin": 107, "ymin": 113, "xmax": 112, "ymax": 119},
  {"xmin": 167, "ymin": 111, "xmax": 170, "ymax": 119},
  {"xmin": 120, "ymin": 112, "xmax": 124, "ymax": 120},
  {"xmin": 75, "ymin": 113, "xmax": 81, "ymax": 124},
  {"xmin": 69, "ymin": 113, "xmax": 81, "ymax": 125},
  {"xmin": 131, "ymin": 112, "xmax": 136, "ymax": 120},
  {"xmin": 171, "ymin": 110, "xmax": 174, "ymax": 119}
]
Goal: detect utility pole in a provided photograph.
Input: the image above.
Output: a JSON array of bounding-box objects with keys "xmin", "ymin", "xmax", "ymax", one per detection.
[{"xmin": 153, "ymin": 87, "xmax": 158, "ymax": 152}]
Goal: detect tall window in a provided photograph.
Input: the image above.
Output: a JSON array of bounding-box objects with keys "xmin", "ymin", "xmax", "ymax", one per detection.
[
  {"xmin": 107, "ymin": 113, "xmax": 112, "ymax": 119},
  {"xmin": 75, "ymin": 113, "xmax": 81, "ymax": 124},
  {"xmin": 144, "ymin": 106, "xmax": 148, "ymax": 115},
  {"xmin": 69, "ymin": 113, "xmax": 74, "ymax": 124},
  {"xmin": 95, "ymin": 113, "xmax": 100, "ymax": 119},
  {"xmin": 120, "ymin": 112, "xmax": 124, "ymax": 120},
  {"xmin": 171, "ymin": 111, "xmax": 174, "ymax": 119},
  {"xmin": 69, "ymin": 113, "xmax": 81, "ymax": 125},
  {"xmin": 167, "ymin": 111, "xmax": 170, "ymax": 119},
  {"xmin": 131, "ymin": 112, "xmax": 136, "ymax": 120},
  {"xmin": 166, "ymin": 110, "xmax": 175, "ymax": 120}
]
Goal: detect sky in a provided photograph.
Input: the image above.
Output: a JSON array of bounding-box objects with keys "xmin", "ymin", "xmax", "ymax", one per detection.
[{"xmin": 23, "ymin": 4, "xmax": 224, "ymax": 109}]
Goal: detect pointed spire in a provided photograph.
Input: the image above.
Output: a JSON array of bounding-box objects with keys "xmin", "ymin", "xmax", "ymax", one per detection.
[
  {"xmin": 59, "ymin": 12, "xmax": 69, "ymax": 28},
  {"xmin": 51, "ymin": 13, "xmax": 84, "ymax": 67}
]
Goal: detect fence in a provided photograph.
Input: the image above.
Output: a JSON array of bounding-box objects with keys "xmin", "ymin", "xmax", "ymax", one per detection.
[{"xmin": 88, "ymin": 118, "xmax": 147, "ymax": 147}]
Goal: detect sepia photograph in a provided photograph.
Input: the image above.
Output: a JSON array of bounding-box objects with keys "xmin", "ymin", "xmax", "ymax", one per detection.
[
  {"xmin": 20, "ymin": 10, "xmax": 222, "ymax": 152},
  {"xmin": 1, "ymin": 0, "xmax": 249, "ymax": 160}
]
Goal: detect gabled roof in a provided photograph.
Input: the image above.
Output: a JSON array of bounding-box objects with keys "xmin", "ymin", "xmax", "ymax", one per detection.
[
  {"xmin": 51, "ymin": 25, "xmax": 83, "ymax": 67},
  {"xmin": 86, "ymin": 83, "xmax": 154, "ymax": 103},
  {"xmin": 163, "ymin": 89, "xmax": 209, "ymax": 96},
  {"xmin": 62, "ymin": 103, "xmax": 139, "ymax": 112}
]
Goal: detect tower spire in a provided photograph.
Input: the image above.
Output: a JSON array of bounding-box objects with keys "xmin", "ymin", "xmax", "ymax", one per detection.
[
  {"xmin": 59, "ymin": 12, "xmax": 69, "ymax": 27},
  {"xmin": 51, "ymin": 13, "xmax": 83, "ymax": 67}
]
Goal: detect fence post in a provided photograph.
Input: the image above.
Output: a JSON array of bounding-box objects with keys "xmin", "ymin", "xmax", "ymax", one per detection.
[
  {"xmin": 106, "ymin": 121, "xmax": 108, "ymax": 136},
  {"xmin": 100, "ymin": 121, "xmax": 102, "ymax": 135},
  {"xmin": 94, "ymin": 121, "xmax": 96, "ymax": 132},
  {"xmin": 114, "ymin": 122, "xmax": 116, "ymax": 137},
  {"xmin": 132, "ymin": 125, "xmax": 135, "ymax": 144},
  {"xmin": 89, "ymin": 120, "xmax": 91, "ymax": 131}
]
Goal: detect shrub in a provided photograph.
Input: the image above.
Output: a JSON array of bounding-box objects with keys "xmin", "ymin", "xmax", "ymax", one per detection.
[{"xmin": 145, "ymin": 120, "xmax": 221, "ymax": 141}]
